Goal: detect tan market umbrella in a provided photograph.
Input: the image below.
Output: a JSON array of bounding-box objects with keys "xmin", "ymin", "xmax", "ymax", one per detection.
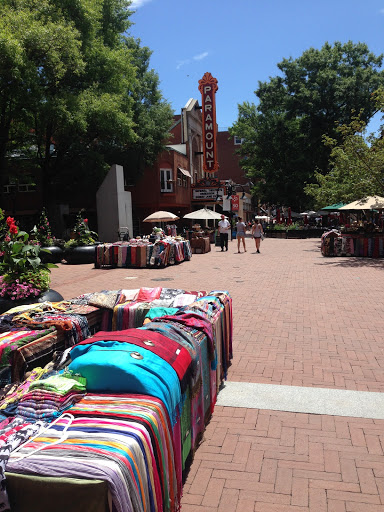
[
  {"xmin": 143, "ymin": 211, "xmax": 179, "ymax": 222},
  {"xmin": 338, "ymin": 196, "xmax": 384, "ymax": 210},
  {"xmin": 183, "ymin": 208, "xmax": 223, "ymax": 220}
]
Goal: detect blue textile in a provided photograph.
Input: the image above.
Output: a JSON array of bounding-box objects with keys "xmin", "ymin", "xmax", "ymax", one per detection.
[{"xmin": 69, "ymin": 341, "xmax": 181, "ymax": 424}]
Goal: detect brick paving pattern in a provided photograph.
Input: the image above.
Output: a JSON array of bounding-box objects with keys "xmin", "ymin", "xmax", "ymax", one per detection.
[{"xmin": 50, "ymin": 237, "xmax": 384, "ymax": 511}]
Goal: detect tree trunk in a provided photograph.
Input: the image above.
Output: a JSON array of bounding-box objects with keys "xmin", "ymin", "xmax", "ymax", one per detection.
[{"xmin": 0, "ymin": 111, "xmax": 11, "ymax": 211}]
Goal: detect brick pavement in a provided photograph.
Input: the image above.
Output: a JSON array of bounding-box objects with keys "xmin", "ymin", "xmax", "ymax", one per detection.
[{"xmin": 50, "ymin": 237, "xmax": 384, "ymax": 511}]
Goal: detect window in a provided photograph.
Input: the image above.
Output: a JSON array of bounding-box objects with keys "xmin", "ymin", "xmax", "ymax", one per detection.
[
  {"xmin": 3, "ymin": 183, "xmax": 37, "ymax": 193},
  {"xmin": 160, "ymin": 168, "xmax": 173, "ymax": 192},
  {"xmin": 177, "ymin": 169, "xmax": 189, "ymax": 188},
  {"xmin": 234, "ymin": 136, "xmax": 245, "ymax": 145}
]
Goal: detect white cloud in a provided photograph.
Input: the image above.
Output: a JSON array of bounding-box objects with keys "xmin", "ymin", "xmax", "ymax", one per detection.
[
  {"xmin": 129, "ymin": 0, "xmax": 152, "ymax": 9},
  {"xmin": 176, "ymin": 59, "xmax": 191, "ymax": 70},
  {"xmin": 193, "ymin": 52, "xmax": 209, "ymax": 61},
  {"xmin": 176, "ymin": 51, "xmax": 209, "ymax": 69}
]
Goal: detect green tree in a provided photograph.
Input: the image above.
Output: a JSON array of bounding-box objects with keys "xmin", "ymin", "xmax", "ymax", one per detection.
[
  {"xmin": 0, "ymin": 0, "xmax": 85, "ymax": 203},
  {"xmin": 0, "ymin": 0, "xmax": 173, "ymax": 210},
  {"xmin": 230, "ymin": 41, "xmax": 384, "ymax": 210},
  {"xmin": 305, "ymin": 100, "xmax": 384, "ymax": 207},
  {"xmin": 94, "ymin": 37, "xmax": 174, "ymax": 186}
]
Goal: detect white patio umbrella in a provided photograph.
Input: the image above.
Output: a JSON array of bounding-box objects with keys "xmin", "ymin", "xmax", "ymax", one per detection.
[
  {"xmin": 300, "ymin": 210, "xmax": 317, "ymax": 216},
  {"xmin": 143, "ymin": 211, "xmax": 179, "ymax": 222},
  {"xmin": 183, "ymin": 208, "xmax": 223, "ymax": 220},
  {"xmin": 338, "ymin": 196, "xmax": 384, "ymax": 210}
]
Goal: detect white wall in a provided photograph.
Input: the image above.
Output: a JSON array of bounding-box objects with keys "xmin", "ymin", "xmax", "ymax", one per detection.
[{"xmin": 96, "ymin": 164, "xmax": 133, "ymax": 242}]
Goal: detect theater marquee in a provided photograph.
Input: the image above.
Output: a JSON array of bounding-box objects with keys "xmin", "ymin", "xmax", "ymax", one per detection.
[{"xmin": 198, "ymin": 72, "xmax": 219, "ymax": 173}]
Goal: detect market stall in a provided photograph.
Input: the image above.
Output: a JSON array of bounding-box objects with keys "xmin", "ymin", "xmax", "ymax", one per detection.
[
  {"xmin": 189, "ymin": 236, "xmax": 211, "ymax": 254},
  {"xmin": 183, "ymin": 208, "xmax": 221, "ymax": 253},
  {"xmin": 321, "ymin": 230, "xmax": 384, "ymax": 258},
  {"xmin": 0, "ymin": 287, "xmax": 233, "ymax": 512},
  {"xmin": 321, "ymin": 196, "xmax": 384, "ymax": 258},
  {"xmin": 94, "ymin": 238, "xmax": 192, "ymax": 268}
]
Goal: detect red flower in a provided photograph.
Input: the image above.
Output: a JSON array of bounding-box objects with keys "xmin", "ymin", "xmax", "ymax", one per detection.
[
  {"xmin": 6, "ymin": 217, "xmax": 15, "ymax": 226},
  {"xmin": 84, "ymin": 218, "xmax": 88, "ymax": 223},
  {"xmin": 9, "ymin": 224, "xmax": 18, "ymax": 235}
]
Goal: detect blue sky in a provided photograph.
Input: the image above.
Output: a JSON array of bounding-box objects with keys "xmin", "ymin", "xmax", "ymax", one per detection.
[{"xmin": 129, "ymin": 0, "xmax": 384, "ymax": 133}]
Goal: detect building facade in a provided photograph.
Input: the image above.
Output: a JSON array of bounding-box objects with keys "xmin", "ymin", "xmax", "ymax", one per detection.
[{"xmin": 2, "ymin": 98, "xmax": 255, "ymax": 237}]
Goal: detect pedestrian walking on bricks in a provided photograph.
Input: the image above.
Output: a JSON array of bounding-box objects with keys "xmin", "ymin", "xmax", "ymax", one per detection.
[
  {"xmin": 218, "ymin": 214, "xmax": 231, "ymax": 251},
  {"xmin": 252, "ymin": 218, "xmax": 264, "ymax": 253},
  {"xmin": 236, "ymin": 217, "xmax": 247, "ymax": 253}
]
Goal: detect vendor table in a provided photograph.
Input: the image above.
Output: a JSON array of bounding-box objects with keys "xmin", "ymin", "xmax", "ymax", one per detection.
[
  {"xmin": 321, "ymin": 231, "xmax": 384, "ymax": 258},
  {"xmin": 190, "ymin": 236, "xmax": 211, "ymax": 254},
  {"xmin": 0, "ymin": 288, "xmax": 233, "ymax": 512},
  {"xmin": 94, "ymin": 239, "xmax": 192, "ymax": 268}
]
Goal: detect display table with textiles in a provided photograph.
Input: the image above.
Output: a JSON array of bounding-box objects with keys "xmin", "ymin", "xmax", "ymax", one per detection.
[
  {"xmin": 321, "ymin": 230, "xmax": 384, "ymax": 258},
  {"xmin": 94, "ymin": 238, "xmax": 192, "ymax": 268},
  {"xmin": 0, "ymin": 287, "xmax": 233, "ymax": 512},
  {"xmin": 189, "ymin": 236, "xmax": 211, "ymax": 254},
  {"xmin": 0, "ymin": 302, "xmax": 103, "ymax": 386}
]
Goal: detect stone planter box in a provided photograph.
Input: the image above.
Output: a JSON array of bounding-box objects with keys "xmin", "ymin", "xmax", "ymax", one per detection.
[
  {"xmin": 265, "ymin": 231, "xmax": 287, "ymax": 239},
  {"xmin": 40, "ymin": 246, "xmax": 64, "ymax": 264},
  {"xmin": 64, "ymin": 245, "xmax": 97, "ymax": 264},
  {"xmin": 306, "ymin": 229, "xmax": 325, "ymax": 238},
  {"xmin": 286, "ymin": 230, "xmax": 307, "ymax": 239},
  {"xmin": 0, "ymin": 289, "xmax": 64, "ymax": 315}
]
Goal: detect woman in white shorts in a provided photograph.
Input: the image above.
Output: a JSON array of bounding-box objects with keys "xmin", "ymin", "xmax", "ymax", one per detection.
[
  {"xmin": 252, "ymin": 219, "xmax": 264, "ymax": 253},
  {"xmin": 236, "ymin": 217, "xmax": 247, "ymax": 253}
]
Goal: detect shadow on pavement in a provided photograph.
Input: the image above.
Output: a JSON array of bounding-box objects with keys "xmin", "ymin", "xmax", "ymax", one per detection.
[{"xmin": 316, "ymin": 258, "xmax": 384, "ymax": 268}]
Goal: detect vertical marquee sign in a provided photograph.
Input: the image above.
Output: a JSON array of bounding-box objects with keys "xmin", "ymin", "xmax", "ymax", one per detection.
[{"xmin": 198, "ymin": 72, "xmax": 219, "ymax": 173}]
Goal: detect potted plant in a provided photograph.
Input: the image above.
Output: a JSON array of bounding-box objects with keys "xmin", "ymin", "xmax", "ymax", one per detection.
[
  {"xmin": 31, "ymin": 208, "xmax": 64, "ymax": 263},
  {"xmin": 64, "ymin": 209, "xmax": 99, "ymax": 264},
  {"xmin": 286, "ymin": 222, "xmax": 307, "ymax": 239},
  {"xmin": 0, "ymin": 212, "xmax": 63, "ymax": 314}
]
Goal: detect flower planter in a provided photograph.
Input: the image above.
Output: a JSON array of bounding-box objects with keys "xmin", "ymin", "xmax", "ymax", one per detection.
[
  {"xmin": 286, "ymin": 230, "xmax": 306, "ymax": 239},
  {"xmin": 306, "ymin": 229, "xmax": 324, "ymax": 238},
  {"xmin": 266, "ymin": 231, "xmax": 287, "ymax": 239},
  {"xmin": 64, "ymin": 245, "xmax": 97, "ymax": 264},
  {"xmin": 40, "ymin": 246, "xmax": 64, "ymax": 264},
  {"xmin": 0, "ymin": 289, "xmax": 64, "ymax": 315}
]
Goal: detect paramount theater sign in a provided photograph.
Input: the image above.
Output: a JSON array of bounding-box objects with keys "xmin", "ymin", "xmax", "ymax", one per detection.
[{"xmin": 198, "ymin": 72, "xmax": 219, "ymax": 173}]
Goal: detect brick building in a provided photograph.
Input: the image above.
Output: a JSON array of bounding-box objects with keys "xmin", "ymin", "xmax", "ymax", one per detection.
[{"xmin": 2, "ymin": 99, "xmax": 255, "ymax": 236}]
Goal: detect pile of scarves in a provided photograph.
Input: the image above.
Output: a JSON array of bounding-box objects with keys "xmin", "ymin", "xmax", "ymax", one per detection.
[
  {"xmin": 100, "ymin": 287, "xmax": 208, "ymax": 331},
  {"xmin": 0, "ymin": 301, "xmax": 104, "ymax": 386},
  {"xmin": 16, "ymin": 374, "xmax": 86, "ymax": 422},
  {"xmin": 0, "ymin": 288, "xmax": 233, "ymax": 512},
  {"xmin": 6, "ymin": 394, "xmax": 181, "ymax": 512},
  {"xmin": 321, "ymin": 230, "xmax": 384, "ymax": 258},
  {"xmin": 94, "ymin": 238, "xmax": 192, "ymax": 269}
]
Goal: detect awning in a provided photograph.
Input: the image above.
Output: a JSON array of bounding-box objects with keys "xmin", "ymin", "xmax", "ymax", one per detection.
[
  {"xmin": 320, "ymin": 202, "xmax": 347, "ymax": 211},
  {"xmin": 178, "ymin": 167, "xmax": 192, "ymax": 178},
  {"xmin": 339, "ymin": 196, "xmax": 384, "ymax": 210}
]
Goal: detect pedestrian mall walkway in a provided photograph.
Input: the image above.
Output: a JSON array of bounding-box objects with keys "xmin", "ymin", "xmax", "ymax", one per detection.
[{"xmin": 51, "ymin": 237, "xmax": 384, "ymax": 511}]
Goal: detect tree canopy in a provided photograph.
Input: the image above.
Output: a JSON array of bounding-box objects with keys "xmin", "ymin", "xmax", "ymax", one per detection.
[
  {"xmin": 0, "ymin": 0, "xmax": 174, "ymax": 207},
  {"xmin": 305, "ymin": 91, "xmax": 384, "ymax": 208},
  {"xmin": 230, "ymin": 41, "xmax": 384, "ymax": 210}
]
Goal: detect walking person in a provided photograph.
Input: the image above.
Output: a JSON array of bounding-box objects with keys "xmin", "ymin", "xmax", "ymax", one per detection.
[
  {"xmin": 218, "ymin": 214, "xmax": 230, "ymax": 251},
  {"xmin": 236, "ymin": 217, "xmax": 247, "ymax": 253},
  {"xmin": 252, "ymin": 218, "xmax": 264, "ymax": 253}
]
